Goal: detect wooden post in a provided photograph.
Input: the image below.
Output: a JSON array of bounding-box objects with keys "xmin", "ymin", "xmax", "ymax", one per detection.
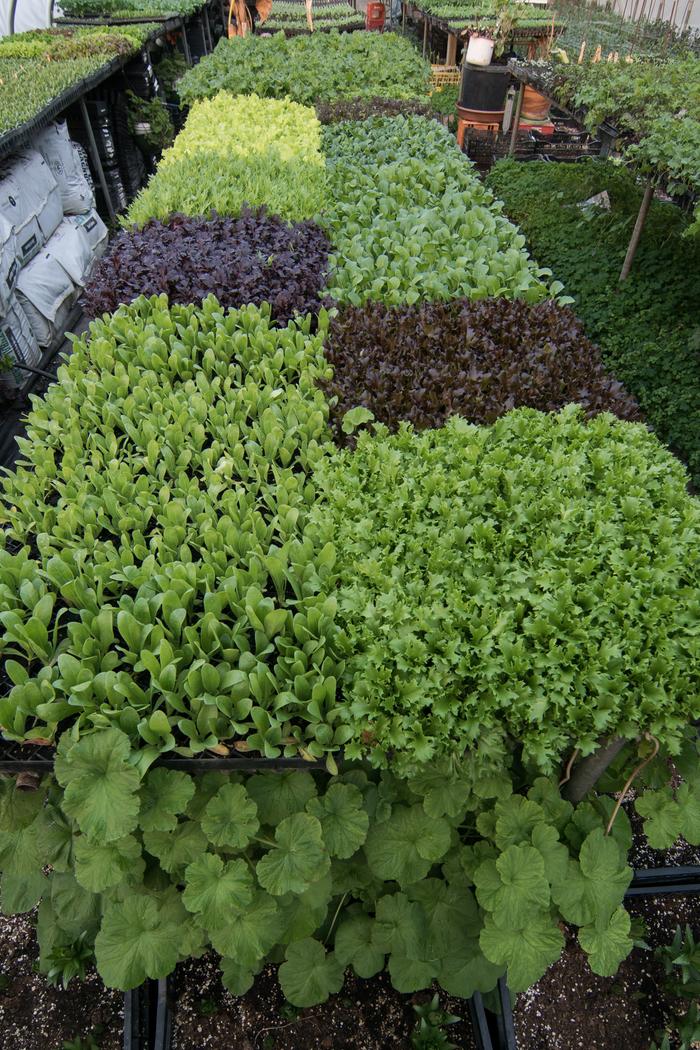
[
  {"xmin": 508, "ymin": 81, "xmax": 525, "ymax": 156},
  {"xmin": 446, "ymin": 32, "xmax": 457, "ymax": 65},
  {"xmin": 422, "ymin": 15, "xmax": 428, "ymax": 57},
  {"xmin": 619, "ymin": 178, "xmax": 654, "ymax": 282},
  {"xmin": 402, "ymin": 0, "xmax": 406, "ymax": 33}
]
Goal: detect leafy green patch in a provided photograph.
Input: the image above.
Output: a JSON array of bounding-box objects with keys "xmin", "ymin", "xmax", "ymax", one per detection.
[
  {"xmin": 126, "ymin": 93, "xmax": 326, "ymax": 226},
  {"xmin": 320, "ymin": 116, "xmax": 555, "ymax": 306},
  {"xmin": 485, "ymin": 159, "xmax": 700, "ymax": 486},
  {"xmin": 178, "ymin": 31, "xmax": 430, "ymax": 107}
]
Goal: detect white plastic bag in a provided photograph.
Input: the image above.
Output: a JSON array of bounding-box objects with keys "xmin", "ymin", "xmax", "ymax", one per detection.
[
  {"xmin": 33, "ymin": 122, "xmax": 95, "ymax": 216},
  {"xmin": 0, "ymin": 149, "xmax": 63, "ymax": 267},
  {"xmin": 0, "ymin": 214, "xmax": 18, "ymax": 314},
  {"xmin": 0, "ymin": 297, "xmax": 41, "ymax": 390},
  {"xmin": 16, "ymin": 229, "xmax": 79, "ymax": 348},
  {"xmin": 68, "ymin": 210, "xmax": 109, "ymax": 273}
]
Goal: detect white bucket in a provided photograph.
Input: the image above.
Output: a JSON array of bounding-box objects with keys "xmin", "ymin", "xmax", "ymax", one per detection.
[{"xmin": 465, "ymin": 34, "xmax": 494, "ymax": 66}]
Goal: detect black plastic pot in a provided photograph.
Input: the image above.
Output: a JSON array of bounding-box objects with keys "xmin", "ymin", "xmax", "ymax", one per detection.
[
  {"xmin": 123, "ymin": 984, "xmax": 150, "ymax": 1050},
  {"xmin": 459, "ymin": 63, "xmax": 512, "ymax": 116},
  {"xmin": 625, "ymin": 864, "xmax": 700, "ymax": 897}
]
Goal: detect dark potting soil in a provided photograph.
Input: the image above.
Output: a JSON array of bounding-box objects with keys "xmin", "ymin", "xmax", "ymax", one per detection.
[
  {"xmin": 514, "ymin": 893, "xmax": 700, "ymax": 1050},
  {"xmin": 0, "ymin": 912, "xmax": 123, "ymax": 1050},
  {"xmin": 171, "ymin": 955, "xmax": 478, "ymax": 1049}
]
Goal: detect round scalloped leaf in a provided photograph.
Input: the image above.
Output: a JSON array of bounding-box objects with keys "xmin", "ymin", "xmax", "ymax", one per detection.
[
  {"xmin": 247, "ymin": 772, "xmax": 317, "ymax": 825},
  {"xmin": 0, "ymin": 778, "xmax": 46, "ymax": 831},
  {"xmin": 256, "ymin": 813, "xmax": 330, "ymax": 896},
  {"xmin": 143, "ymin": 821, "xmax": 208, "ymax": 875},
  {"xmin": 209, "ymin": 891, "xmax": 279, "ymax": 968},
  {"xmin": 279, "ymin": 938, "xmax": 344, "ymax": 1007},
  {"xmin": 677, "ymin": 780, "xmax": 700, "ymax": 845},
  {"xmin": 334, "ymin": 914, "xmax": 385, "ymax": 978},
  {"xmin": 479, "ymin": 911, "xmax": 564, "ymax": 992},
  {"xmin": 55, "ymin": 729, "xmax": 141, "ymax": 844},
  {"xmin": 578, "ymin": 906, "xmax": 632, "ymax": 976},
  {"xmin": 276, "ymin": 873, "xmax": 333, "ymax": 943},
  {"xmin": 306, "ymin": 782, "xmax": 369, "ymax": 858},
  {"xmin": 0, "ymin": 818, "xmax": 44, "ymax": 876},
  {"xmin": 635, "ymin": 789, "xmax": 682, "ymax": 850},
  {"xmin": 0, "ymin": 871, "xmax": 46, "ymax": 915},
  {"xmin": 139, "ymin": 769, "xmax": 195, "ymax": 833},
  {"xmin": 527, "ymin": 777, "xmax": 573, "ymax": 832},
  {"xmin": 473, "ymin": 844, "xmax": 550, "ymax": 928},
  {"xmin": 407, "ymin": 877, "xmax": 481, "ymax": 956},
  {"xmin": 494, "ymin": 796, "xmax": 546, "ymax": 850},
  {"xmin": 183, "ymin": 854, "xmax": 254, "ymax": 929},
  {"xmin": 201, "ymin": 783, "xmax": 260, "ymax": 850},
  {"xmin": 50, "ymin": 872, "xmax": 101, "ymax": 939},
  {"xmin": 372, "ymin": 892, "xmax": 426, "ymax": 958},
  {"xmin": 551, "ymin": 829, "xmax": 631, "ymax": 927},
  {"xmin": 95, "ymin": 896, "xmax": 182, "ymax": 990},
  {"xmin": 74, "ymin": 834, "xmax": 144, "ymax": 893},
  {"xmin": 220, "ymin": 958, "xmax": 256, "ymax": 997},
  {"xmin": 388, "ymin": 952, "xmax": 435, "ymax": 993},
  {"xmin": 364, "ymin": 805, "xmax": 451, "ymax": 887},
  {"xmin": 438, "ymin": 940, "xmax": 504, "ymax": 998}
]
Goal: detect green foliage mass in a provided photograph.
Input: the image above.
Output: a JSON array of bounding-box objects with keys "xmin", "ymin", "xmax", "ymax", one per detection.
[
  {"xmin": 485, "ymin": 159, "xmax": 700, "ymax": 487},
  {"xmin": 264, "ymin": 0, "xmax": 363, "ymax": 33},
  {"xmin": 177, "ymin": 30, "xmax": 430, "ymax": 107},
  {"xmin": 0, "ymin": 26, "xmax": 153, "ymax": 135},
  {"xmin": 309, "ymin": 407, "xmax": 700, "ymax": 775},
  {"xmin": 0, "ymin": 295, "xmax": 349, "ymax": 764},
  {"xmin": 59, "ymin": 0, "xmax": 201, "ymax": 17},
  {"xmin": 559, "ymin": 57, "xmax": 700, "ymax": 208},
  {"xmin": 126, "ymin": 92, "xmax": 326, "ymax": 225},
  {"xmin": 0, "ymin": 750, "xmax": 648, "ymax": 998},
  {"xmin": 320, "ymin": 116, "xmax": 556, "ymax": 306}
]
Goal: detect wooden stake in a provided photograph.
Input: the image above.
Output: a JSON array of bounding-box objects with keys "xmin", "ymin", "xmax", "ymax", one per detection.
[
  {"xmin": 508, "ymin": 81, "xmax": 525, "ymax": 156},
  {"xmin": 578, "ymin": 39, "xmax": 586, "ymax": 62},
  {"xmin": 620, "ymin": 178, "xmax": 654, "ymax": 282}
]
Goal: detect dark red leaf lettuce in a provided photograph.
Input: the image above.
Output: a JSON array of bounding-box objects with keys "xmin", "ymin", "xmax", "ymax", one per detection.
[
  {"xmin": 82, "ymin": 208, "xmax": 331, "ymax": 325},
  {"xmin": 323, "ymin": 298, "xmax": 641, "ymax": 444}
]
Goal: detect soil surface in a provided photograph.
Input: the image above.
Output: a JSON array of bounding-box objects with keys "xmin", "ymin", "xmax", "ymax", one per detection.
[
  {"xmin": 514, "ymin": 893, "xmax": 700, "ymax": 1050},
  {"xmin": 171, "ymin": 956, "xmax": 478, "ymax": 1049},
  {"xmin": 0, "ymin": 912, "xmax": 123, "ymax": 1050}
]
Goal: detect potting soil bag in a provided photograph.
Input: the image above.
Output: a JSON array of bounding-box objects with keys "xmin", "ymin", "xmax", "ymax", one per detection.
[
  {"xmin": 0, "ymin": 297, "xmax": 41, "ymax": 389},
  {"xmin": 0, "ymin": 214, "xmax": 18, "ymax": 314},
  {"xmin": 68, "ymin": 210, "xmax": 108, "ymax": 270},
  {"xmin": 15, "ymin": 226, "xmax": 80, "ymax": 348},
  {"xmin": 0, "ymin": 149, "xmax": 63, "ymax": 267},
  {"xmin": 33, "ymin": 122, "xmax": 95, "ymax": 216}
]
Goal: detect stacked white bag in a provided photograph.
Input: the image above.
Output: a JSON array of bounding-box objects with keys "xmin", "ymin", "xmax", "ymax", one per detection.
[{"xmin": 0, "ymin": 121, "xmax": 108, "ymax": 386}]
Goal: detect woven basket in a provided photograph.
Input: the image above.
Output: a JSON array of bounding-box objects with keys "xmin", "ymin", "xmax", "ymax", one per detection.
[{"xmin": 430, "ymin": 65, "xmax": 460, "ymax": 90}]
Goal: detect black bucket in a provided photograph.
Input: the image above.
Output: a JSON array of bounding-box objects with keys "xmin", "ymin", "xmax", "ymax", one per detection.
[{"xmin": 459, "ymin": 63, "xmax": 511, "ymax": 116}]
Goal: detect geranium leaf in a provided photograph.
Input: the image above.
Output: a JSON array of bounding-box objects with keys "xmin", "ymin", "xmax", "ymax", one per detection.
[
  {"xmin": 279, "ymin": 938, "xmax": 344, "ymax": 1007},
  {"xmin": 334, "ymin": 914, "xmax": 384, "ymax": 978},
  {"xmin": 95, "ymin": 896, "xmax": 181, "ymax": 989},
  {"xmin": 139, "ymin": 769, "xmax": 195, "ymax": 833},
  {"xmin": 74, "ymin": 834, "xmax": 144, "ymax": 893},
  {"xmin": 0, "ymin": 871, "xmax": 46, "ymax": 914},
  {"xmin": 201, "ymin": 783, "xmax": 259, "ymax": 850},
  {"xmin": 247, "ymin": 772, "xmax": 317, "ymax": 826},
  {"xmin": 209, "ymin": 890, "xmax": 279, "ymax": 968},
  {"xmin": 480, "ymin": 912, "xmax": 564, "ymax": 992},
  {"xmin": 551, "ymin": 829, "xmax": 631, "ymax": 926},
  {"xmin": 55, "ymin": 729, "xmax": 140, "ymax": 843},
  {"xmin": 306, "ymin": 783, "xmax": 369, "ymax": 858},
  {"xmin": 143, "ymin": 822, "xmax": 208, "ymax": 875},
  {"xmin": 276, "ymin": 873, "xmax": 332, "ymax": 943},
  {"xmin": 364, "ymin": 805, "xmax": 451, "ymax": 887},
  {"xmin": 578, "ymin": 906, "xmax": 632, "ymax": 976},
  {"xmin": 635, "ymin": 789, "xmax": 682, "ymax": 849},
  {"xmin": 183, "ymin": 854, "xmax": 254, "ymax": 929},
  {"xmin": 474, "ymin": 844, "xmax": 550, "ymax": 927},
  {"xmin": 256, "ymin": 813, "xmax": 330, "ymax": 896},
  {"xmin": 220, "ymin": 957, "xmax": 256, "ymax": 997}
]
